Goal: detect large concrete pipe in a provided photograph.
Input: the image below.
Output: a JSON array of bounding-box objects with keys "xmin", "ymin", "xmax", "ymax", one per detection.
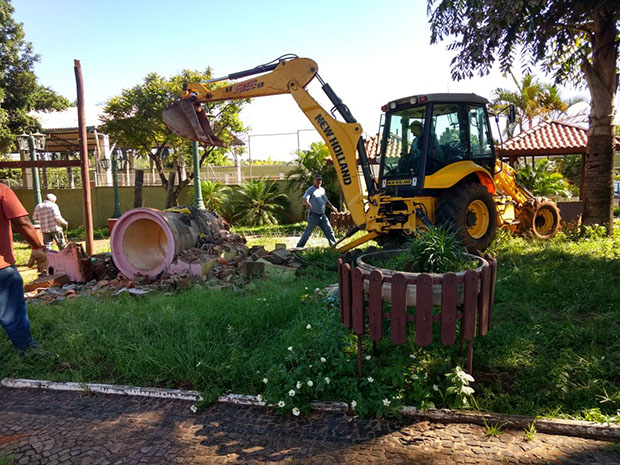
[{"xmin": 110, "ymin": 207, "xmax": 228, "ymax": 279}]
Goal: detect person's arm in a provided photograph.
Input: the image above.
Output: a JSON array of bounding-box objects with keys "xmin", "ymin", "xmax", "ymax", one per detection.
[
  {"xmin": 12, "ymin": 215, "xmax": 45, "ymax": 249},
  {"xmin": 326, "ymin": 200, "xmax": 338, "ymax": 213},
  {"xmin": 53, "ymin": 205, "xmax": 68, "ymax": 227},
  {"xmin": 12, "ymin": 215, "xmax": 47, "ymax": 272}
]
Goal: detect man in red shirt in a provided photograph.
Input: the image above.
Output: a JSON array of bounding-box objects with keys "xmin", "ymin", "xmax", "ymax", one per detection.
[{"xmin": 0, "ymin": 183, "xmax": 46, "ymax": 354}]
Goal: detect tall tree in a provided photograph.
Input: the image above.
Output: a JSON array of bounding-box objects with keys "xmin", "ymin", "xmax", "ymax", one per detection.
[
  {"xmin": 428, "ymin": 0, "xmax": 619, "ymax": 231},
  {"xmin": 0, "ymin": 0, "xmax": 69, "ymax": 153},
  {"xmin": 100, "ymin": 69, "xmax": 247, "ymax": 205}
]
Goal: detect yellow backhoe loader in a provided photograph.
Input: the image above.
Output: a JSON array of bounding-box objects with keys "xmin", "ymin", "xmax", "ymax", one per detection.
[{"xmin": 163, "ymin": 54, "xmax": 561, "ymax": 252}]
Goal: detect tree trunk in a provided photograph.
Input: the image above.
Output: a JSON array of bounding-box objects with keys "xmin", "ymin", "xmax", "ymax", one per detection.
[
  {"xmin": 134, "ymin": 169, "xmax": 144, "ymax": 208},
  {"xmin": 581, "ymin": 8, "xmax": 618, "ymax": 233},
  {"xmin": 165, "ymin": 171, "xmax": 176, "ymax": 209}
]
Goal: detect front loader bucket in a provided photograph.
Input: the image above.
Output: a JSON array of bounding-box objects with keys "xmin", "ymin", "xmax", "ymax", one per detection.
[{"xmin": 162, "ymin": 99, "xmax": 226, "ymax": 147}]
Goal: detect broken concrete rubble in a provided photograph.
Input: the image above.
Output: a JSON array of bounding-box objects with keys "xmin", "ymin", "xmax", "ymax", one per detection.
[{"xmin": 25, "ymin": 238, "xmax": 305, "ymax": 304}]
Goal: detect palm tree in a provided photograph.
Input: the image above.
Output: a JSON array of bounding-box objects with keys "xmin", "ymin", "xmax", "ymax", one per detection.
[
  {"xmin": 229, "ymin": 179, "xmax": 290, "ymax": 226},
  {"xmin": 491, "ymin": 73, "xmax": 585, "ymax": 137},
  {"xmin": 287, "ymin": 142, "xmax": 340, "ymax": 208},
  {"xmin": 187, "ymin": 179, "xmax": 230, "ymax": 216}
]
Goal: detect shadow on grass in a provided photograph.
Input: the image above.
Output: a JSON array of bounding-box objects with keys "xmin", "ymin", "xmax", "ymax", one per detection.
[{"xmin": 472, "ymin": 247, "xmax": 620, "ymax": 417}]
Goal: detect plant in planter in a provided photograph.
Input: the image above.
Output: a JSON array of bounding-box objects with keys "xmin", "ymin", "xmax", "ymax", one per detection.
[
  {"xmin": 355, "ymin": 225, "xmax": 487, "ymax": 306},
  {"xmin": 371, "ymin": 226, "xmax": 477, "ymax": 274}
]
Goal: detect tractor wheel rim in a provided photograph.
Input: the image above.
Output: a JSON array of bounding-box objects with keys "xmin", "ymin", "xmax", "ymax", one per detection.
[
  {"xmin": 535, "ymin": 208, "xmax": 555, "ymax": 235},
  {"xmin": 466, "ymin": 200, "xmax": 489, "ymax": 239}
]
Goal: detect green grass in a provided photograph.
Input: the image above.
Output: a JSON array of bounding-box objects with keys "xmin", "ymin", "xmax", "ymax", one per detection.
[
  {"xmin": 2, "ymin": 224, "xmax": 620, "ymax": 422},
  {"xmin": 0, "ymin": 250, "xmax": 337, "ymax": 398},
  {"xmin": 0, "ymin": 453, "xmax": 15, "ymax": 465}
]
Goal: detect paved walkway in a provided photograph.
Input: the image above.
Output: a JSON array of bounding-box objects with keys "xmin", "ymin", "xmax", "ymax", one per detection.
[{"xmin": 0, "ymin": 387, "xmax": 618, "ymax": 464}]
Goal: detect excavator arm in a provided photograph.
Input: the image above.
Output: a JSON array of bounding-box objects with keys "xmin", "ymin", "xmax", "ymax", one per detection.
[{"xmin": 163, "ymin": 56, "xmax": 376, "ymax": 230}]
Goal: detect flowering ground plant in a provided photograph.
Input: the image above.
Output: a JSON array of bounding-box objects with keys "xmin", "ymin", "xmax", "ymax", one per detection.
[{"xmin": 257, "ymin": 289, "xmax": 476, "ymax": 418}]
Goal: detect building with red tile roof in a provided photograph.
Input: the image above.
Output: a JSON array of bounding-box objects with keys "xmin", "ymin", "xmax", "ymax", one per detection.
[{"xmin": 496, "ymin": 120, "xmax": 620, "ymax": 163}]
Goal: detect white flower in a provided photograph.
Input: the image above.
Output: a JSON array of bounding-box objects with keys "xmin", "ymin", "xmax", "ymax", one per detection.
[
  {"xmin": 289, "ymin": 389, "xmax": 296, "ymax": 397},
  {"xmin": 307, "ymin": 380, "xmax": 314, "ymax": 387},
  {"xmin": 367, "ymin": 376, "xmax": 374, "ymax": 383},
  {"xmin": 292, "ymin": 407, "xmax": 300, "ymax": 416},
  {"xmin": 278, "ymin": 401, "xmax": 285, "ymax": 408},
  {"xmin": 433, "ymin": 384, "xmax": 439, "ymax": 392},
  {"xmin": 320, "ymin": 357, "xmax": 326, "ymax": 363},
  {"xmin": 262, "ymin": 378, "xmax": 269, "ymax": 384},
  {"xmin": 365, "ymin": 355, "xmax": 371, "ymax": 360},
  {"xmin": 314, "ymin": 287, "xmax": 320, "ymax": 293},
  {"xmin": 324, "ymin": 377, "xmax": 330, "ymax": 384},
  {"xmin": 256, "ymin": 394, "xmax": 263, "ymax": 402},
  {"xmin": 350, "ymin": 400, "xmax": 357, "ymax": 409},
  {"xmin": 411, "ymin": 374, "xmax": 419, "ymax": 380},
  {"xmin": 190, "ymin": 404, "xmax": 197, "ymax": 413},
  {"xmin": 306, "ymin": 324, "xmax": 312, "ymax": 330},
  {"xmin": 296, "ymin": 381, "xmax": 303, "ymax": 389},
  {"xmin": 383, "ymin": 398, "xmax": 391, "ymax": 406},
  {"xmin": 410, "ymin": 354, "xmax": 416, "ymax": 359},
  {"xmin": 287, "ymin": 346, "xmax": 293, "ymax": 351}
]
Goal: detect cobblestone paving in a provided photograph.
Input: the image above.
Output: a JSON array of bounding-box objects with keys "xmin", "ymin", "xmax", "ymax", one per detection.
[{"xmin": 1, "ymin": 387, "xmax": 619, "ymax": 464}]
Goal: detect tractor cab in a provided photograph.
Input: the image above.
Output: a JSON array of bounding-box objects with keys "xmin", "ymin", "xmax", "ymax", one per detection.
[{"xmin": 377, "ymin": 93, "xmax": 496, "ymax": 197}]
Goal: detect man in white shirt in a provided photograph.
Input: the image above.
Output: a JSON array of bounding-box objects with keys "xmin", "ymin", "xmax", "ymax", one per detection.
[
  {"xmin": 296, "ymin": 174, "xmax": 339, "ymax": 248},
  {"xmin": 33, "ymin": 194, "xmax": 68, "ymax": 251}
]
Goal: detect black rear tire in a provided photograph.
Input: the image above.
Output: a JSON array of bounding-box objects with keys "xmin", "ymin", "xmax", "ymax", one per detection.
[{"xmin": 436, "ymin": 182, "xmax": 498, "ymax": 252}]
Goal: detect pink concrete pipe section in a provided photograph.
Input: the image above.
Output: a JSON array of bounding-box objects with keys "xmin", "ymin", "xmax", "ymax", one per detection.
[{"xmin": 110, "ymin": 207, "xmax": 224, "ymax": 279}]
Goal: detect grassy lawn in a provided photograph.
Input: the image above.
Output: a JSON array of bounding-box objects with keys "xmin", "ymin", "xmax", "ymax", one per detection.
[{"xmin": 1, "ymin": 223, "xmax": 619, "ymax": 421}]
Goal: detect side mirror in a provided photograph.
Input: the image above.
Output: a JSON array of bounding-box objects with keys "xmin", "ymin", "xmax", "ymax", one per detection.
[{"xmin": 508, "ymin": 104, "xmax": 516, "ymax": 124}]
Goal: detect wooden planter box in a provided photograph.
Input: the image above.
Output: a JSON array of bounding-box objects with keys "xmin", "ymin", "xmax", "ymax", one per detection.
[
  {"xmin": 355, "ymin": 250, "xmax": 486, "ymax": 306},
  {"xmin": 338, "ymin": 253, "xmax": 497, "ymax": 375}
]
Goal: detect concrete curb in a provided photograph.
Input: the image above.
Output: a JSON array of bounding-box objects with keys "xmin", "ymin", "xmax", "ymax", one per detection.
[{"xmin": 2, "ymin": 377, "xmax": 618, "ymax": 441}]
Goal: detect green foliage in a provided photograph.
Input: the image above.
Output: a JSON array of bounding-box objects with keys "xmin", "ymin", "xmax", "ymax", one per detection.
[
  {"xmin": 523, "ymin": 422, "xmax": 537, "ymax": 441},
  {"xmin": 377, "ymin": 226, "xmax": 476, "ymax": 273},
  {"xmin": 287, "ymin": 142, "xmax": 339, "ymax": 208},
  {"xmin": 187, "ymin": 179, "xmax": 230, "ymax": 215},
  {"xmin": 0, "ymin": 0, "xmax": 69, "ymax": 154},
  {"xmin": 0, "ymin": 452, "xmax": 15, "ymax": 465},
  {"xmin": 557, "ymin": 155, "xmax": 582, "ymax": 186},
  {"xmin": 229, "ymin": 179, "xmax": 289, "ymax": 226},
  {"xmin": 428, "ymin": 1, "xmax": 618, "ymax": 84},
  {"xmin": 556, "ymin": 223, "xmax": 609, "ymax": 242},
  {"xmin": 614, "ymin": 207, "xmax": 620, "ymax": 217},
  {"xmin": 483, "ymin": 419, "xmax": 505, "ymax": 437},
  {"xmin": 259, "ymin": 290, "xmax": 467, "ymax": 418},
  {"xmin": 491, "ymin": 74, "xmax": 584, "ymax": 137},
  {"xmin": 515, "ymin": 160, "xmax": 571, "ymax": 197},
  {"xmin": 100, "ymin": 69, "xmax": 247, "ymax": 205},
  {"xmin": 444, "ymin": 366, "xmax": 476, "ymax": 408}
]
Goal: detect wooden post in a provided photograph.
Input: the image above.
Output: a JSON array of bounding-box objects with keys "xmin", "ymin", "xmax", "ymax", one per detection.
[{"xmin": 74, "ymin": 60, "xmax": 94, "ymax": 255}]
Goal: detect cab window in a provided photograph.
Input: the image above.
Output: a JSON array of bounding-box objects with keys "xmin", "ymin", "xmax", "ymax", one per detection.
[
  {"xmin": 381, "ymin": 109, "xmax": 426, "ymax": 177},
  {"xmin": 427, "ymin": 103, "xmax": 468, "ymax": 174},
  {"xmin": 469, "ymin": 105, "xmax": 493, "ymax": 158}
]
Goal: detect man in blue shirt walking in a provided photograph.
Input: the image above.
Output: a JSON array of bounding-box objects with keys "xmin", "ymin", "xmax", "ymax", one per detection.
[{"xmin": 296, "ymin": 174, "xmax": 339, "ymax": 248}]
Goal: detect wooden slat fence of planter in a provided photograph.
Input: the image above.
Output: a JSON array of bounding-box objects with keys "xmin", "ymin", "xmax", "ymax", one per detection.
[{"xmin": 338, "ymin": 255, "xmax": 497, "ymax": 376}]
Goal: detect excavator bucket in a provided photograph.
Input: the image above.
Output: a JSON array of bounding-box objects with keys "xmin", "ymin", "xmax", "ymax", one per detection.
[{"xmin": 162, "ymin": 99, "xmax": 226, "ymax": 147}]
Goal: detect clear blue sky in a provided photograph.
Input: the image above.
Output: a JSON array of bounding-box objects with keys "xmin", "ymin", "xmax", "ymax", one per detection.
[{"xmin": 12, "ymin": 0, "xmax": 595, "ymax": 161}]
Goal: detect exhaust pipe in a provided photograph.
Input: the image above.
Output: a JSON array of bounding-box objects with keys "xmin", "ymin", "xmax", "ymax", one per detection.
[{"xmin": 162, "ymin": 99, "xmax": 226, "ymax": 146}]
